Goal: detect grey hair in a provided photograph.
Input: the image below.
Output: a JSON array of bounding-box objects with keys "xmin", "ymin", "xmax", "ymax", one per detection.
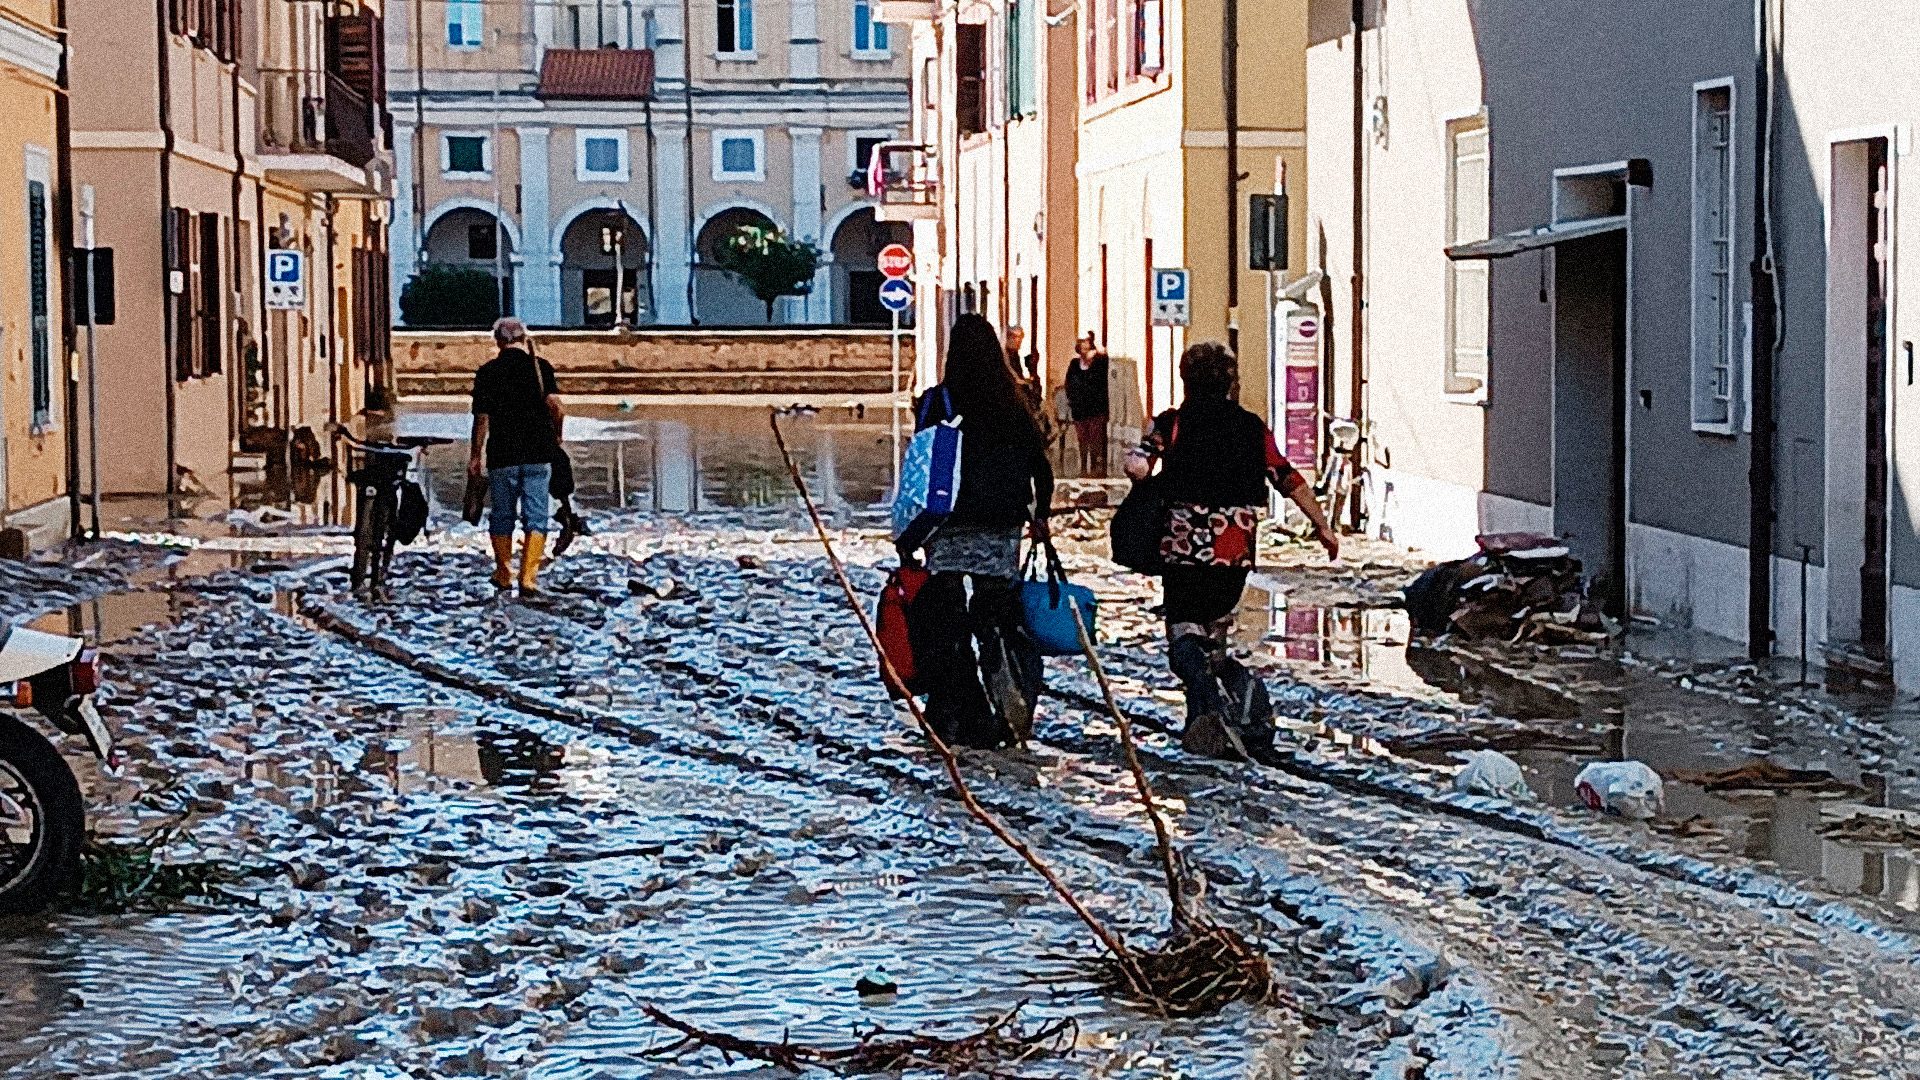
[{"xmin": 492, "ymin": 317, "xmax": 530, "ymax": 347}]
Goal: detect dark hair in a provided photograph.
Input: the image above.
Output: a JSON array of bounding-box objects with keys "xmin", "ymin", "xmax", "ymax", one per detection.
[
  {"xmin": 1179, "ymin": 341, "xmax": 1238, "ymax": 401},
  {"xmin": 943, "ymin": 314, "xmax": 1040, "ymax": 445}
]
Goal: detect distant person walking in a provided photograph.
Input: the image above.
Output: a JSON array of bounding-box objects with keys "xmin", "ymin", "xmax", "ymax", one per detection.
[
  {"xmin": 469, "ymin": 318, "xmax": 565, "ymax": 593},
  {"xmin": 1065, "ymin": 333, "xmax": 1111, "ymax": 476},
  {"xmin": 1125, "ymin": 341, "xmax": 1338, "ymax": 759},
  {"xmin": 905, "ymin": 314, "xmax": 1055, "ymax": 748}
]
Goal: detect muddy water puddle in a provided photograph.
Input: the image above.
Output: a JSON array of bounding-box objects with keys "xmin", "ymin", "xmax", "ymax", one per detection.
[
  {"xmin": 398, "ymin": 402, "xmax": 903, "ymax": 517},
  {"xmin": 1236, "ymin": 589, "xmax": 1920, "ymax": 916}
]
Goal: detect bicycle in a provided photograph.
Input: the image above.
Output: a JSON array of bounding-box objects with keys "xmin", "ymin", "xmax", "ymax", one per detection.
[{"xmin": 335, "ymin": 429, "xmax": 452, "ymax": 597}]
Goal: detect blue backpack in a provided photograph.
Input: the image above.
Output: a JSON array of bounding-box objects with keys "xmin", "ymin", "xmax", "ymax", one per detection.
[{"xmin": 892, "ymin": 388, "xmax": 963, "ymax": 552}]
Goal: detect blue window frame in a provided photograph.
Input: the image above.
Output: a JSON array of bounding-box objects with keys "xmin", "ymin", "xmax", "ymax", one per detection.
[
  {"xmin": 447, "ymin": 0, "xmax": 483, "ymax": 48},
  {"xmin": 854, "ymin": 0, "xmax": 889, "ymax": 53}
]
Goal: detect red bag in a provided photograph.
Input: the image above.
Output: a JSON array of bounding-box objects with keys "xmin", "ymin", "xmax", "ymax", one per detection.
[{"xmin": 875, "ymin": 566, "xmax": 930, "ymax": 699}]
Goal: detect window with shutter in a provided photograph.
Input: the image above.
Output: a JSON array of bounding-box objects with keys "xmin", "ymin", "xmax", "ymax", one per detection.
[
  {"xmin": 172, "ymin": 208, "xmax": 196, "ymax": 381},
  {"xmin": 956, "ymin": 22, "xmax": 986, "ymax": 136},
  {"xmin": 200, "ymin": 214, "xmax": 224, "ymax": 376},
  {"xmin": 1691, "ymin": 84, "xmax": 1737, "ymax": 432},
  {"xmin": 1445, "ymin": 119, "xmax": 1490, "ymax": 395},
  {"xmin": 27, "ymin": 178, "xmax": 52, "ymax": 428}
]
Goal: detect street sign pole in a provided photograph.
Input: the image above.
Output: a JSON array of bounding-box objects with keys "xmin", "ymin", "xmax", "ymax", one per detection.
[
  {"xmin": 889, "ymin": 305, "xmax": 901, "ymax": 499},
  {"xmin": 80, "ymin": 185, "xmax": 101, "ymax": 542}
]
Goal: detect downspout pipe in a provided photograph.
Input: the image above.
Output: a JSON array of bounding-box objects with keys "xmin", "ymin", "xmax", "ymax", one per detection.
[
  {"xmin": 1347, "ymin": 0, "xmax": 1367, "ymax": 500},
  {"xmin": 53, "ymin": 0, "xmax": 80, "ymax": 537},
  {"xmin": 156, "ymin": 0, "xmax": 178, "ymax": 495},
  {"xmin": 1223, "ymin": 0, "xmax": 1240, "ymax": 358},
  {"xmin": 681, "ymin": 0, "xmax": 696, "ymax": 323},
  {"xmin": 1746, "ymin": 0, "xmax": 1778, "ymax": 659}
]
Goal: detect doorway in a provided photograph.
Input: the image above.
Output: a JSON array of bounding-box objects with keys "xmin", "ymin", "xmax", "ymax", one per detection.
[
  {"xmin": 1552, "ymin": 232, "xmax": 1629, "ymax": 616},
  {"xmin": 1825, "ymin": 136, "xmax": 1893, "ymax": 663}
]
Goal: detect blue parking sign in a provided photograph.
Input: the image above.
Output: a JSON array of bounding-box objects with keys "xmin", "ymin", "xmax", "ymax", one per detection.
[
  {"xmin": 1152, "ymin": 267, "xmax": 1190, "ymax": 326},
  {"xmin": 266, "ymin": 248, "xmax": 305, "ymax": 309}
]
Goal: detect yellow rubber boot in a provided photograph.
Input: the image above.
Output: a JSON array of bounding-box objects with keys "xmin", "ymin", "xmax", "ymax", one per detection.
[
  {"xmin": 519, "ymin": 532, "xmax": 548, "ymax": 594},
  {"xmin": 489, "ymin": 535, "xmax": 515, "ymax": 589}
]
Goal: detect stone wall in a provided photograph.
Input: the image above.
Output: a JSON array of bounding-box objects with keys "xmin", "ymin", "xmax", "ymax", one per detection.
[{"xmin": 394, "ymin": 328, "xmax": 914, "ymax": 397}]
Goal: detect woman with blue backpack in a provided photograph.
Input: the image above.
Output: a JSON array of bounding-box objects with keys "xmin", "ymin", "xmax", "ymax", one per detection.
[
  {"xmin": 1123, "ymin": 341, "xmax": 1339, "ymax": 760},
  {"xmin": 900, "ymin": 314, "xmax": 1055, "ymax": 749}
]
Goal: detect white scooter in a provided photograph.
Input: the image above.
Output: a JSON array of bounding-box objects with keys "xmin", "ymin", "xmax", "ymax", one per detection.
[{"xmin": 0, "ymin": 625, "xmax": 107, "ymax": 914}]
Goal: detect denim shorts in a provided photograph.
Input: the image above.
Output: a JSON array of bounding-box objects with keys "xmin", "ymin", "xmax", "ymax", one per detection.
[{"xmin": 487, "ymin": 463, "xmax": 553, "ymax": 536}]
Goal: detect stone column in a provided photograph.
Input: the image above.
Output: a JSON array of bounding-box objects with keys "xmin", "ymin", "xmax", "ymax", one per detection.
[
  {"xmin": 391, "ymin": 123, "xmax": 419, "ymax": 324},
  {"xmin": 514, "ymin": 126, "xmax": 561, "ymax": 325},
  {"xmin": 790, "ymin": 126, "xmax": 827, "ymax": 323},
  {"xmin": 653, "ymin": 121, "xmax": 693, "ymax": 324},
  {"xmin": 789, "ymin": 0, "xmax": 821, "ymax": 80}
]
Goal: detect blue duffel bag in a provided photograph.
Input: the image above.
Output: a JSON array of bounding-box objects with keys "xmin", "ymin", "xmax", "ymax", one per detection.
[
  {"xmin": 892, "ymin": 388, "xmax": 963, "ymax": 553},
  {"xmin": 1021, "ymin": 542, "xmax": 1097, "ymax": 656}
]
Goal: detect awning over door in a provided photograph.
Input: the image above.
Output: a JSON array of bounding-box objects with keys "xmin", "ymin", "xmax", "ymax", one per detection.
[{"xmin": 1445, "ymin": 214, "xmax": 1628, "ymax": 261}]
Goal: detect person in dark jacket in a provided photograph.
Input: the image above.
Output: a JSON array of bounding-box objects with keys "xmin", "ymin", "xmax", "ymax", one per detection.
[
  {"xmin": 1125, "ymin": 341, "xmax": 1337, "ymax": 759},
  {"xmin": 905, "ymin": 314, "xmax": 1056, "ymax": 749},
  {"xmin": 1065, "ymin": 333, "xmax": 1111, "ymax": 476},
  {"xmin": 469, "ymin": 318, "xmax": 565, "ymax": 593}
]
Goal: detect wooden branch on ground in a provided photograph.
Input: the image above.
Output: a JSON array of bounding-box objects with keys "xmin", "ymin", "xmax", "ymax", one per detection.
[
  {"xmin": 767, "ymin": 409, "xmax": 1158, "ymax": 1005},
  {"xmin": 641, "ymin": 1001, "xmax": 1077, "ymax": 1076}
]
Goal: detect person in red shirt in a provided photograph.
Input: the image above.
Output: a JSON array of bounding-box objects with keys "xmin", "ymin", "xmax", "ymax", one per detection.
[{"xmin": 1125, "ymin": 341, "xmax": 1338, "ymax": 759}]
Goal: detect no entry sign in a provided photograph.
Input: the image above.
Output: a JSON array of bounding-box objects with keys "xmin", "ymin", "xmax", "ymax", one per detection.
[{"xmin": 877, "ymin": 243, "xmax": 913, "ymax": 279}]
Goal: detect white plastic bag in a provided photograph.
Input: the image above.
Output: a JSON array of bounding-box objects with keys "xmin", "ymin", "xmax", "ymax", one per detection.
[
  {"xmin": 1453, "ymin": 750, "xmax": 1533, "ymax": 802},
  {"xmin": 1574, "ymin": 761, "xmax": 1665, "ymax": 820}
]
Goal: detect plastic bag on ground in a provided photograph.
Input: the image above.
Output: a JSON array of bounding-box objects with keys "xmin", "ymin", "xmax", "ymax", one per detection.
[
  {"xmin": 1453, "ymin": 750, "xmax": 1533, "ymax": 802},
  {"xmin": 1575, "ymin": 760, "xmax": 1665, "ymax": 819}
]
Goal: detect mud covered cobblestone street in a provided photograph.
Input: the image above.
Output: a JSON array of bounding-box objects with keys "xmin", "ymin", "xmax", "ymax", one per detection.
[{"xmin": 3, "ymin": 462, "xmax": 1920, "ymax": 1076}]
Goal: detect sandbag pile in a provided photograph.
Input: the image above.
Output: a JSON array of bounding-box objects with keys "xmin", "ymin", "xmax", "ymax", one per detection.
[{"xmin": 1404, "ymin": 532, "xmax": 1615, "ymax": 643}]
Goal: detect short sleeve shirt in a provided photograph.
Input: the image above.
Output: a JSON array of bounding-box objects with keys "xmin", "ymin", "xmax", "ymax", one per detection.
[{"xmin": 471, "ymin": 348, "xmax": 560, "ymax": 469}]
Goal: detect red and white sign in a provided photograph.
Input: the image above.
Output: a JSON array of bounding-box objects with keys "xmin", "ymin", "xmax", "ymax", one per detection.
[{"xmin": 877, "ymin": 244, "xmax": 914, "ymax": 279}]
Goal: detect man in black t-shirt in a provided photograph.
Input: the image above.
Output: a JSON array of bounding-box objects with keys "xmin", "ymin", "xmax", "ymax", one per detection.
[{"xmin": 469, "ymin": 317, "xmax": 564, "ymax": 592}]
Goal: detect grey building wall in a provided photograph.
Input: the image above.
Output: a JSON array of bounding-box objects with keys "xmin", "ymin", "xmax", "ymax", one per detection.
[{"xmin": 1477, "ymin": 0, "xmax": 1760, "ymax": 552}]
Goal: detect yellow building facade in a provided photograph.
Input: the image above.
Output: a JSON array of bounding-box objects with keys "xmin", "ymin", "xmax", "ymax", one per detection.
[{"xmin": 0, "ymin": 0, "xmax": 69, "ymax": 546}]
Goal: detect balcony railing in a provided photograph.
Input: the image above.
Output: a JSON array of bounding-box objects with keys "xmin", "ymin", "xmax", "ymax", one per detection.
[
  {"xmin": 324, "ymin": 73, "xmax": 376, "ymax": 168},
  {"xmin": 869, "ymin": 142, "xmax": 938, "ymax": 222}
]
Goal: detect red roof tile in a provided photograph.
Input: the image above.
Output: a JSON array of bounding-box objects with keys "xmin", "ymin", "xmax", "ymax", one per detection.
[{"xmin": 537, "ymin": 48, "xmax": 655, "ymax": 101}]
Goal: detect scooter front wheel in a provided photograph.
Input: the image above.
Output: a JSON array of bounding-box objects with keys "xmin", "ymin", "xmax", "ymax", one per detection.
[{"xmin": 0, "ymin": 714, "xmax": 84, "ymax": 915}]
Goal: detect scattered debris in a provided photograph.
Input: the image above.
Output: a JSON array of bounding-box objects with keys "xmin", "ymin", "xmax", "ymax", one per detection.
[
  {"xmin": 72, "ymin": 830, "xmax": 253, "ymax": 913},
  {"xmin": 642, "ymin": 1001, "xmax": 1079, "ymax": 1075},
  {"xmin": 854, "ymin": 971, "xmax": 899, "ymax": 998},
  {"xmin": 1668, "ymin": 761, "xmax": 1863, "ymax": 797},
  {"xmin": 1406, "ymin": 533, "xmax": 1616, "ymax": 644},
  {"xmin": 1575, "ymin": 761, "xmax": 1666, "ymax": 820},
  {"xmin": 1818, "ymin": 805, "xmax": 1920, "ymax": 848},
  {"xmin": 1453, "ymin": 750, "xmax": 1534, "ymax": 803}
]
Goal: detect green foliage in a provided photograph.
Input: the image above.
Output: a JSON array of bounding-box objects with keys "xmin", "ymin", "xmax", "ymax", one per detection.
[
  {"xmin": 399, "ymin": 264, "xmax": 503, "ymax": 328},
  {"xmin": 711, "ymin": 225, "xmax": 824, "ymax": 321},
  {"xmin": 74, "ymin": 830, "xmax": 251, "ymax": 913}
]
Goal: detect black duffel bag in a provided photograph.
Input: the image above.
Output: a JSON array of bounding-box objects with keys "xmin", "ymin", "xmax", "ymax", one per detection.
[{"xmin": 1110, "ymin": 474, "xmax": 1169, "ymax": 575}]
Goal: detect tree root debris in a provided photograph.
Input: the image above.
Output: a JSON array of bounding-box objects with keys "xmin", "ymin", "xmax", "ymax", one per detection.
[
  {"xmin": 641, "ymin": 1001, "xmax": 1078, "ymax": 1076},
  {"xmin": 1109, "ymin": 919, "xmax": 1280, "ymax": 1017}
]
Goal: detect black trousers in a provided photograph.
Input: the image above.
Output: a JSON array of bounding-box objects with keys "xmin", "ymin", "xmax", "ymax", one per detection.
[
  {"xmin": 1161, "ymin": 565, "xmax": 1262, "ymax": 747},
  {"xmin": 908, "ymin": 572, "xmax": 1039, "ymax": 748}
]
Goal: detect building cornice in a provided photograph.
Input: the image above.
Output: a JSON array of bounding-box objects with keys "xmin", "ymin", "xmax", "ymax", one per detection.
[{"xmin": 0, "ymin": 9, "xmax": 64, "ymax": 82}]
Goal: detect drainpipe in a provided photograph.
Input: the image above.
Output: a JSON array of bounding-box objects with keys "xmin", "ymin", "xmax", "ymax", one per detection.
[
  {"xmin": 411, "ymin": 0, "xmax": 426, "ymax": 259},
  {"xmin": 229, "ymin": 9, "xmax": 246, "ymax": 456},
  {"xmin": 324, "ymin": 195, "xmax": 338, "ymax": 425},
  {"xmin": 1222, "ymin": 0, "xmax": 1240, "ymax": 358},
  {"xmin": 1347, "ymin": 0, "xmax": 1367, "ymax": 500},
  {"xmin": 54, "ymin": 0, "xmax": 81, "ymax": 537},
  {"xmin": 156, "ymin": 0, "xmax": 178, "ymax": 495},
  {"xmin": 643, "ymin": 96, "xmax": 659, "ymax": 320},
  {"xmin": 681, "ymin": 0, "xmax": 696, "ymax": 323},
  {"xmin": 1746, "ymin": 0, "xmax": 1778, "ymax": 659}
]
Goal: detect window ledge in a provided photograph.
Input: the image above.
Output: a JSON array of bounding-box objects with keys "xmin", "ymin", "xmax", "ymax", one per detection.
[
  {"xmin": 1442, "ymin": 390, "xmax": 1488, "ymax": 407},
  {"xmin": 441, "ymin": 171, "xmax": 492, "ymax": 181},
  {"xmin": 714, "ymin": 49, "xmax": 758, "ymax": 62},
  {"xmin": 578, "ymin": 171, "xmax": 632, "ymax": 183},
  {"xmin": 849, "ymin": 49, "xmax": 893, "ymax": 61},
  {"xmin": 715, "ymin": 172, "xmax": 765, "ymax": 183}
]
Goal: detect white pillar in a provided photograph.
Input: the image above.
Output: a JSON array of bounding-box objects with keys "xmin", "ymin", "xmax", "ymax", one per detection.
[
  {"xmin": 789, "ymin": 0, "xmax": 820, "ymax": 80},
  {"xmin": 791, "ymin": 126, "xmax": 826, "ymax": 323},
  {"xmin": 654, "ymin": 120, "xmax": 693, "ymax": 323},
  {"xmin": 391, "ymin": 124, "xmax": 419, "ymax": 323},
  {"xmin": 514, "ymin": 125, "xmax": 560, "ymax": 324}
]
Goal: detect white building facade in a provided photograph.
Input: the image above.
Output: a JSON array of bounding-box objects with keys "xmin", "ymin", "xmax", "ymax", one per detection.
[{"xmin": 390, "ymin": 0, "xmax": 912, "ymax": 327}]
